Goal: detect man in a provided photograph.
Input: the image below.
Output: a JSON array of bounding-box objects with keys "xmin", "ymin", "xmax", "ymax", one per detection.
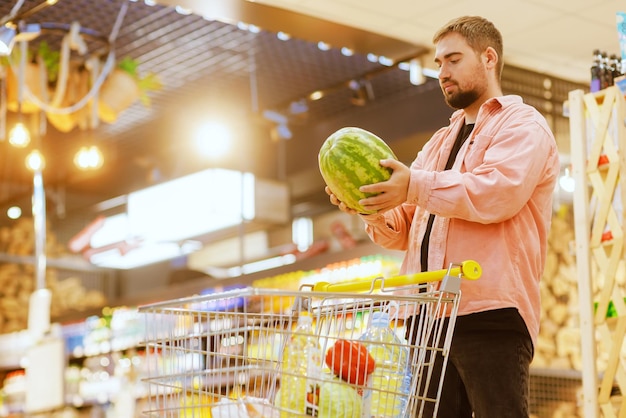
[{"xmin": 325, "ymin": 16, "xmax": 559, "ymax": 417}]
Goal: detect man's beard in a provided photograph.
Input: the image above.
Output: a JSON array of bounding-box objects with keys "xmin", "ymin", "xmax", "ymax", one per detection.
[{"xmin": 444, "ymin": 87, "xmax": 480, "ymax": 110}]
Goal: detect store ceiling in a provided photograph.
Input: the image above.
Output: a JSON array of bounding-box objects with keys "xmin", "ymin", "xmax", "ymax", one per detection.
[
  {"xmin": 0, "ymin": 0, "xmax": 444, "ymax": 234},
  {"xmin": 254, "ymin": 0, "xmax": 624, "ymax": 84},
  {"xmin": 0, "ymin": 0, "xmax": 616, "ymax": 247}
]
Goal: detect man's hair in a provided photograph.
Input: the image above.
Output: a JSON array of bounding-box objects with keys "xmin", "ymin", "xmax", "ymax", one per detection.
[{"xmin": 433, "ymin": 16, "xmax": 504, "ymax": 80}]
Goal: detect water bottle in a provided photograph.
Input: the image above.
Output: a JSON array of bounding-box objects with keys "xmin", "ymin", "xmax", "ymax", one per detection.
[
  {"xmin": 278, "ymin": 312, "xmax": 322, "ymax": 417},
  {"xmin": 359, "ymin": 311, "xmax": 412, "ymax": 418}
]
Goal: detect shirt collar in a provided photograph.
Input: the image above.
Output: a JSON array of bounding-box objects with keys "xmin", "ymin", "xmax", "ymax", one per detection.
[{"xmin": 449, "ymin": 95, "xmax": 523, "ymax": 125}]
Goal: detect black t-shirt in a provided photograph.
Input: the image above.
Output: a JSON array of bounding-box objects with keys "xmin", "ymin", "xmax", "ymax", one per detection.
[
  {"xmin": 413, "ymin": 123, "xmax": 531, "ymax": 344},
  {"xmin": 420, "ymin": 123, "xmax": 474, "ymax": 272}
]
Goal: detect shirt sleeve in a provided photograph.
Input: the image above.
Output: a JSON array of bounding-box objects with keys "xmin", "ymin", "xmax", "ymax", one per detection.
[
  {"xmin": 411, "ymin": 113, "xmax": 558, "ymax": 224},
  {"xmin": 360, "ymin": 203, "xmax": 417, "ymax": 251},
  {"xmin": 359, "ymin": 127, "xmax": 447, "ymax": 250}
]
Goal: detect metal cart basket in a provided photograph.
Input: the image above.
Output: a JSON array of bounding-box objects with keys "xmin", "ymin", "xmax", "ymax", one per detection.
[{"xmin": 138, "ymin": 260, "xmax": 481, "ymax": 418}]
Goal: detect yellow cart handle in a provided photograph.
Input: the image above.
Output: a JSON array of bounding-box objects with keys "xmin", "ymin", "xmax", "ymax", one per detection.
[{"xmin": 312, "ymin": 259, "xmax": 481, "ymax": 293}]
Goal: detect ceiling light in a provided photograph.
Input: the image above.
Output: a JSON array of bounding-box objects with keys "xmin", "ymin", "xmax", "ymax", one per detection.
[
  {"xmin": 367, "ymin": 53, "xmax": 378, "ymax": 63},
  {"xmin": 289, "ymin": 100, "xmax": 309, "ymax": 115},
  {"xmin": 88, "ymin": 241, "xmax": 194, "ymax": 270},
  {"xmin": 127, "ymin": 169, "xmax": 257, "ymax": 243},
  {"xmin": 378, "ymin": 56, "xmax": 394, "ymax": 66},
  {"xmin": 317, "ymin": 41, "xmax": 331, "ymax": 51},
  {"xmin": 0, "ymin": 23, "xmax": 41, "ymax": 56},
  {"xmin": 174, "ymin": 5, "xmax": 192, "ymax": 15},
  {"xmin": 25, "ymin": 150, "xmax": 46, "ymax": 171},
  {"xmin": 7, "ymin": 206, "xmax": 22, "ymax": 220},
  {"xmin": 74, "ymin": 145, "xmax": 104, "ymax": 170},
  {"xmin": 8, "ymin": 122, "xmax": 30, "ymax": 148},
  {"xmin": 409, "ymin": 58, "xmax": 426, "ymax": 86},
  {"xmin": 194, "ymin": 121, "xmax": 232, "ymax": 158},
  {"xmin": 277, "ymin": 31, "xmax": 290, "ymax": 41},
  {"xmin": 341, "ymin": 47, "xmax": 354, "ymax": 57},
  {"xmin": 422, "ymin": 67, "xmax": 440, "ymax": 79},
  {"xmin": 309, "ymin": 91, "xmax": 324, "ymax": 101},
  {"xmin": 71, "ymin": 169, "xmax": 289, "ymax": 269},
  {"xmin": 0, "ymin": 25, "xmax": 16, "ymax": 56},
  {"xmin": 274, "ymin": 124, "xmax": 292, "ymax": 140},
  {"xmin": 262, "ymin": 109, "xmax": 288, "ymax": 125},
  {"xmin": 226, "ymin": 254, "xmax": 297, "ymax": 277}
]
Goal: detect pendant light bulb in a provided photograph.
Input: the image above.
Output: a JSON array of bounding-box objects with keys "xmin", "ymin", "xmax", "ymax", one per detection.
[
  {"xmin": 9, "ymin": 122, "xmax": 31, "ymax": 148},
  {"xmin": 74, "ymin": 145, "xmax": 104, "ymax": 170},
  {"xmin": 25, "ymin": 149, "xmax": 45, "ymax": 171}
]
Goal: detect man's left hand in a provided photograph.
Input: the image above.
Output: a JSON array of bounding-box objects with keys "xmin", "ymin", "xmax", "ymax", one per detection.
[{"xmin": 358, "ymin": 159, "xmax": 410, "ymax": 213}]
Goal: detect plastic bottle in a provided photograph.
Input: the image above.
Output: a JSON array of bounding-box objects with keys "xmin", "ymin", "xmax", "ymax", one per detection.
[
  {"xmin": 359, "ymin": 311, "xmax": 412, "ymax": 418},
  {"xmin": 590, "ymin": 49, "xmax": 603, "ymax": 92},
  {"xmin": 278, "ymin": 312, "xmax": 322, "ymax": 417},
  {"xmin": 610, "ymin": 54, "xmax": 622, "ymax": 81},
  {"xmin": 601, "ymin": 51, "xmax": 613, "ymax": 90}
]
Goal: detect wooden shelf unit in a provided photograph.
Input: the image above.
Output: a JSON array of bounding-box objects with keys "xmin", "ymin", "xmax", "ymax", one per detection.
[{"xmin": 568, "ymin": 85, "xmax": 626, "ymax": 417}]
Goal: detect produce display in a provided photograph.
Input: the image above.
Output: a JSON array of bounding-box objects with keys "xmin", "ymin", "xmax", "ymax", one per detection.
[
  {"xmin": 318, "ymin": 127, "xmax": 397, "ymax": 214},
  {"xmin": 0, "ymin": 218, "xmax": 107, "ymax": 334}
]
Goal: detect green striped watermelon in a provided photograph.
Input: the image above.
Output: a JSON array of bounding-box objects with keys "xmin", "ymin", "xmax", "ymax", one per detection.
[{"xmin": 318, "ymin": 127, "xmax": 397, "ymax": 214}]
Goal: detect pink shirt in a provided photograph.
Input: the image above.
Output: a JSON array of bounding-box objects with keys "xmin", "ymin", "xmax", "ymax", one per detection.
[{"xmin": 361, "ymin": 95, "xmax": 559, "ymax": 345}]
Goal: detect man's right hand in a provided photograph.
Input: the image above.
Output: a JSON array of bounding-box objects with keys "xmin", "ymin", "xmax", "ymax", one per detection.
[{"xmin": 325, "ymin": 186, "xmax": 358, "ymax": 215}]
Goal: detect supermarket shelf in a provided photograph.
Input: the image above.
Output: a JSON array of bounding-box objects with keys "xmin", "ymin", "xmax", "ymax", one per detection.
[
  {"xmin": 55, "ymin": 240, "xmax": 404, "ymax": 324},
  {"xmin": 1, "ymin": 241, "xmax": 399, "ymax": 371}
]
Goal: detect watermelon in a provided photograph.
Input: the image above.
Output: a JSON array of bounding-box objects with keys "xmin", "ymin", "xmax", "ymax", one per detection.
[{"xmin": 318, "ymin": 127, "xmax": 397, "ymax": 214}]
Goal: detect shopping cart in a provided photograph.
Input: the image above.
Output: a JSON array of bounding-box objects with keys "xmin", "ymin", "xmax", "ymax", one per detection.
[{"xmin": 138, "ymin": 260, "xmax": 481, "ymax": 418}]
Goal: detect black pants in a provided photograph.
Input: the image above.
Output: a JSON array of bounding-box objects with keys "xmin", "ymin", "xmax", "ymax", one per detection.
[{"xmin": 409, "ymin": 308, "xmax": 534, "ymax": 418}]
